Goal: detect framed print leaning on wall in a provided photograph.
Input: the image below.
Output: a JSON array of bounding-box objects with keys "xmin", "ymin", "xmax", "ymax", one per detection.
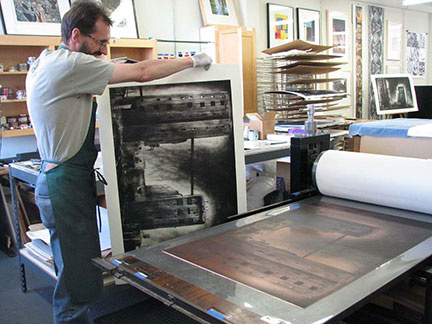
[
  {"xmin": 97, "ymin": 65, "xmax": 247, "ymax": 255},
  {"xmin": 199, "ymin": 0, "xmax": 239, "ymax": 26},
  {"xmin": 371, "ymin": 74, "xmax": 418, "ymax": 115},
  {"xmin": 0, "ymin": 0, "xmax": 70, "ymax": 36},
  {"xmin": 297, "ymin": 8, "xmax": 320, "ymax": 45},
  {"xmin": 267, "ymin": 3, "xmax": 295, "ymax": 49}
]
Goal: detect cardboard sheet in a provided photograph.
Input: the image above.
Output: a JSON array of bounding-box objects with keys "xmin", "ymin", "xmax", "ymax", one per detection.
[
  {"xmin": 262, "ymin": 40, "xmax": 333, "ymax": 55},
  {"xmin": 280, "ymin": 62, "xmax": 343, "ymax": 69},
  {"xmin": 270, "ymin": 54, "xmax": 342, "ymax": 61},
  {"xmin": 286, "ymin": 78, "xmax": 344, "ymax": 84},
  {"xmin": 272, "ymin": 65, "xmax": 340, "ymax": 74}
]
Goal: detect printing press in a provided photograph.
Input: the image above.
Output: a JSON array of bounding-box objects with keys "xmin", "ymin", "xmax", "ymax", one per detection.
[{"xmin": 92, "ymin": 131, "xmax": 432, "ymax": 324}]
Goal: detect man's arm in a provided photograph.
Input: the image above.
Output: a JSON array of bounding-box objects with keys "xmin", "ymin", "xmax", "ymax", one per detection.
[{"xmin": 109, "ymin": 53, "xmax": 212, "ymax": 84}]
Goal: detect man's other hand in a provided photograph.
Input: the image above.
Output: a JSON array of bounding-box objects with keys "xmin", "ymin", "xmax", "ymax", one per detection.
[{"xmin": 191, "ymin": 53, "xmax": 212, "ymax": 71}]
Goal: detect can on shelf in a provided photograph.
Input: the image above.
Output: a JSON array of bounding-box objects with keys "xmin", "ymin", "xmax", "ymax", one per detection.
[
  {"xmin": 1, "ymin": 87, "xmax": 13, "ymax": 99},
  {"xmin": 18, "ymin": 63, "xmax": 28, "ymax": 71},
  {"xmin": 16, "ymin": 90, "xmax": 26, "ymax": 100},
  {"xmin": 7, "ymin": 116, "xmax": 19, "ymax": 129},
  {"xmin": 18, "ymin": 114, "xmax": 28, "ymax": 123}
]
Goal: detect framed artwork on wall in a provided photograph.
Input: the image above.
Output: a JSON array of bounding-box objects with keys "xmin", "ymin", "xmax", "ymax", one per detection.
[
  {"xmin": 352, "ymin": 4, "xmax": 364, "ymax": 119},
  {"xmin": 266, "ymin": 3, "xmax": 294, "ymax": 49},
  {"xmin": 198, "ymin": 0, "xmax": 239, "ymax": 26},
  {"xmin": 406, "ymin": 31, "xmax": 427, "ymax": 78},
  {"xmin": 0, "ymin": 0, "xmax": 70, "ymax": 36},
  {"xmin": 98, "ymin": 65, "xmax": 247, "ymax": 254},
  {"xmin": 327, "ymin": 11, "xmax": 348, "ymax": 61},
  {"xmin": 296, "ymin": 8, "xmax": 320, "ymax": 45},
  {"xmin": 99, "ymin": 0, "xmax": 139, "ymax": 38},
  {"xmin": 386, "ymin": 21, "xmax": 402, "ymax": 61},
  {"xmin": 368, "ymin": 5, "xmax": 384, "ymax": 119}
]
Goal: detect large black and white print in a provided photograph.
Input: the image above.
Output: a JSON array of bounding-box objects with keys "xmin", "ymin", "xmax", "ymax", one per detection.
[
  {"xmin": 406, "ymin": 31, "xmax": 426, "ymax": 77},
  {"xmin": 109, "ymin": 81, "xmax": 238, "ymax": 250},
  {"xmin": 372, "ymin": 75, "xmax": 418, "ymax": 115}
]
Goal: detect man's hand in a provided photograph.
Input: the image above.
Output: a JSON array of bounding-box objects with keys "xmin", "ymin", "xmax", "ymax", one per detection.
[{"xmin": 191, "ymin": 53, "xmax": 212, "ymax": 71}]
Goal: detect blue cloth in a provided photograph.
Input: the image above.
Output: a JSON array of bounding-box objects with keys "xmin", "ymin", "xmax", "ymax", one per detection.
[
  {"xmin": 35, "ymin": 169, "xmax": 93, "ymax": 324},
  {"xmin": 349, "ymin": 118, "xmax": 432, "ymax": 138}
]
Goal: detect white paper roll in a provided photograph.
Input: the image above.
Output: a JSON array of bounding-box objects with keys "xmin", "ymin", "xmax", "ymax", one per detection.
[{"xmin": 314, "ymin": 150, "xmax": 432, "ymax": 214}]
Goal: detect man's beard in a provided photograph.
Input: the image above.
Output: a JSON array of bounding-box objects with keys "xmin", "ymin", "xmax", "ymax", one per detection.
[{"xmin": 79, "ymin": 40, "xmax": 102, "ymax": 56}]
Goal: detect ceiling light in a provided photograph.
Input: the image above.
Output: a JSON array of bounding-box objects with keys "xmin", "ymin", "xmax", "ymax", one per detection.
[{"xmin": 403, "ymin": 0, "xmax": 432, "ymax": 5}]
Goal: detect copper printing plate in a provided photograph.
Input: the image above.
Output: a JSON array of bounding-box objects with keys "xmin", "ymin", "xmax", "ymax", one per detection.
[{"xmin": 164, "ymin": 201, "xmax": 432, "ymax": 308}]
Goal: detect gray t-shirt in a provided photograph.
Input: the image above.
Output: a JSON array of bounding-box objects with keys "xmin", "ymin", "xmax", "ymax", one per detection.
[{"xmin": 26, "ymin": 48, "xmax": 115, "ymax": 162}]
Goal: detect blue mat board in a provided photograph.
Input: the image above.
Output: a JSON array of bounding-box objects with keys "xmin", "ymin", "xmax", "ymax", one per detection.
[{"xmin": 349, "ymin": 118, "xmax": 432, "ymax": 138}]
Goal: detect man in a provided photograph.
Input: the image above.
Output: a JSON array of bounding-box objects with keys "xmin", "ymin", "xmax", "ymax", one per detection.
[{"xmin": 25, "ymin": 1, "xmax": 212, "ymax": 323}]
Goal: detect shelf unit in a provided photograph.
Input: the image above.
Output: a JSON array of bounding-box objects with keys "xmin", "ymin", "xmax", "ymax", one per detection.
[
  {"xmin": 259, "ymin": 42, "xmax": 347, "ymax": 123},
  {"xmin": 8, "ymin": 162, "xmax": 115, "ymax": 292},
  {"xmin": 0, "ymin": 35, "xmax": 157, "ymax": 138},
  {"xmin": 0, "ymin": 36, "xmax": 58, "ymax": 138}
]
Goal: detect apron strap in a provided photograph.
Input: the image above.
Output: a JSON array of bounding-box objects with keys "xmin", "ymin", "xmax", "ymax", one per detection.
[
  {"xmin": 94, "ymin": 168, "xmax": 107, "ymax": 233},
  {"xmin": 94, "ymin": 168, "xmax": 107, "ymax": 186}
]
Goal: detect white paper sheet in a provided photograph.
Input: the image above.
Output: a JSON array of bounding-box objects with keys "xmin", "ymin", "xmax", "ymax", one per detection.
[
  {"xmin": 97, "ymin": 207, "xmax": 112, "ymax": 252},
  {"xmin": 407, "ymin": 123, "xmax": 432, "ymax": 138},
  {"xmin": 314, "ymin": 150, "xmax": 432, "ymax": 214},
  {"xmin": 26, "ymin": 206, "xmax": 111, "ymax": 251},
  {"xmin": 27, "ymin": 229, "xmax": 51, "ymax": 246}
]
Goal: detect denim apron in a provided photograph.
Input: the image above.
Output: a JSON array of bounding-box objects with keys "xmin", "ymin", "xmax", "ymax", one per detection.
[{"xmin": 43, "ymin": 102, "xmax": 102, "ymax": 303}]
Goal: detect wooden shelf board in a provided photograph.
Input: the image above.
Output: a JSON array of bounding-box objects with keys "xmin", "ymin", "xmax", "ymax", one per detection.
[
  {"xmin": 0, "ymin": 35, "xmax": 60, "ymax": 46},
  {"xmin": 1, "ymin": 128, "xmax": 34, "ymax": 138},
  {"xmin": 1, "ymin": 99, "xmax": 26, "ymax": 103},
  {"xmin": 0, "ymin": 71, "xmax": 27, "ymax": 75}
]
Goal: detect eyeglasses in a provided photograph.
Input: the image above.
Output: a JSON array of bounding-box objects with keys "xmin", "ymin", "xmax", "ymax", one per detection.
[{"xmin": 87, "ymin": 34, "xmax": 110, "ymax": 49}]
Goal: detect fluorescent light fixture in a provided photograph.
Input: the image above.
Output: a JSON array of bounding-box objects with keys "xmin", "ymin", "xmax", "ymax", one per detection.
[{"xmin": 403, "ymin": 0, "xmax": 432, "ymax": 5}]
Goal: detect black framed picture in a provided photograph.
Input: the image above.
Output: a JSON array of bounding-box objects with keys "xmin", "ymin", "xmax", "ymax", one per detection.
[
  {"xmin": 0, "ymin": 0, "xmax": 70, "ymax": 36},
  {"xmin": 266, "ymin": 3, "xmax": 294, "ymax": 49},
  {"xmin": 296, "ymin": 8, "xmax": 320, "ymax": 44}
]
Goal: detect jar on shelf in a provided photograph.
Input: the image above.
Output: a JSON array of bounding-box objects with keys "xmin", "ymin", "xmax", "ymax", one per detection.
[
  {"xmin": 18, "ymin": 63, "xmax": 28, "ymax": 72},
  {"xmin": 7, "ymin": 116, "xmax": 18, "ymax": 129},
  {"xmin": 27, "ymin": 56, "xmax": 36, "ymax": 67},
  {"xmin": 1, "ymin": 87, "xmax": 13, "ymax": 100}
]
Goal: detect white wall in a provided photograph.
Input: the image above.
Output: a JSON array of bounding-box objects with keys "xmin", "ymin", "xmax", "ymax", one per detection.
[
  {"xmin": 0, "ymin": 136, "xmax": 38, "ymax": 159},
  {"xmin": 134, "ymin": 0, "xmax": 203, "ymax": 56}
]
